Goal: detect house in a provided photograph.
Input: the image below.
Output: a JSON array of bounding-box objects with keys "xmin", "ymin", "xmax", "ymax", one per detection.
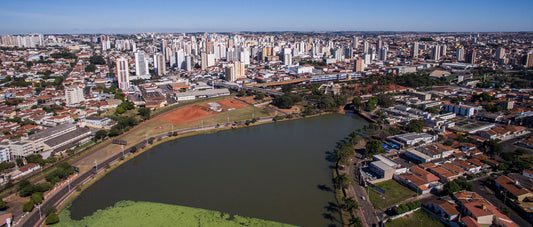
[
  {"xmin": 0, "ymin": 211, "xmax": 13, "ymax": 227},
  {"xmin": 460, "ymin": 216, "xmax": 481, "ymax": 227},
  {"xmin": 494, "ymin": 175, "xmax": 533, "ymax": 202},
  {"xmin": 453, "ymin": 160, "xmax": 481, "ymax": 174},
  {"xmin": 13, "ymin": 163, "xmax": 40, "ymax": 179},
  {"xmin": 426, "ymin": 199, "xmax": 460, "ymax": 222},
  {"xmin": 462, "ymin": 202, "xmax": 516, "ymax": 227},
  {"xmin": 428, "ymin": 166, "xmax": 461, "ymax": 183},
  {"xmin": 441, "ymin": 163, "xmax": 466, "ymax": 175}
]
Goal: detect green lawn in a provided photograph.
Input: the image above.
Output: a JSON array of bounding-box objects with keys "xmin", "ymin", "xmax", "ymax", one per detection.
[
  {"xmin": 368, "ymin": 180, "xmax": 416, "ymax": 210},
  {"xmin": 57, "ymin": 200, "xmax": 295, "ymax": 227},
  {"xmin": 385, "ymin": 209, "xmax": 445, "ymax": 227}
]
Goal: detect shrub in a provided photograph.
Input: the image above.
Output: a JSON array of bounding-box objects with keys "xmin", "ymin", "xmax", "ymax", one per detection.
[
  {"xmin": 45, "ymin": 213, "xmax": 60, "ymax": 225},
  {"xmin": 23, "ymin": 202, "xmax": 34, "ymax": 212}
]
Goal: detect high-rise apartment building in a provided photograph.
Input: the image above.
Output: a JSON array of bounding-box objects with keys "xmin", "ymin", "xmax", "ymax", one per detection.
[
  {"xmin": 154, "ymin": 53, "xmax": 166, "ymax": 76},
  {"xmin": 65, "ymin": 86, "xmax": 85, "ymax": 105},
  {"xmin": 354, "ymin": 58, "xmax": 365, "ymax": 72},
  {"xmin": 457, "ymin": 47, "xmax": 465, "ymax": 61},
  {"xmin": 116, "ymin": 57, "xmax": 129, "ymax": 90},
  {"xmin": 135, "ymin": 51, "xmax": 149, "ymax": 78},
  {"xmin": 412, "ymin": 42, "xmax": 419, "ymax": 58}
]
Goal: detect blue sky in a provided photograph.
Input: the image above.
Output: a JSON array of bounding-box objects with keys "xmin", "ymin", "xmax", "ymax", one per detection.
[{"xmin": 1, "ymin": 0, "xmax": 532, "ymax": 34}]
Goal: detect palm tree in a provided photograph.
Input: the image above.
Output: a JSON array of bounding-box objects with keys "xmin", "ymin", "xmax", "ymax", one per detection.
[
  {"xmin": 335, "ymin": 173, "xmax": 354, "ymax": 189},
  {"xmin": 343, "ymin": 197, "xmax": 359, "ymax": 213}
]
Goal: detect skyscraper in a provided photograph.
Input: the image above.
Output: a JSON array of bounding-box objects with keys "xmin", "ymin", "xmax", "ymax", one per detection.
[
  {"xmin": 412, "ymin": 42, "xmax": 419, "ymax": 58},
  {"xmin": 201, "ymin": 52, "xmax": 207, "ymax": 70},
  {"xmin": 353, "ymin": 36, "xmax": 359, "ymax": 49},
  {"xmin": 363, "ymin": 41, "xmax": 369, "ymax": 54},
  {"xmin": 283, "ymin": 48, "xmax": 292, "ymax": 66},
  {"xmin": 185, "ymin": 55, "xmax": 193, "ymax": 72},
  {"xmin": 378, "ymin": 47, "xmax": 387, "ymax": 61},
  {"xmin": 496, "ymin": 47, "xmax": 505, "ymax": 60},
  {"xmin": 154, "ymin": 53, "xmax": 166, "ymax": 76},
  {"xmin": 116, "ymin": 57, "xmax": 129, "ymax": 90},
  {"xmin": 354, "ymin": 58, "xmax": 364, "ymax": 72},
  {"xmin": 225, "ymin": 61, "xmax": 245, "ymax": 82},
  {"xmin": 432, "ymin": 45, "xmax": 441, "ymax": 61},
  {"xmin": 525, "ymin": 52, "xmax": 533, "ymax": 68},
  {"xmin": 135, "ymin": 51, "xmax": 149, "ymax": 78},
  {"xmin": 466, "ymin": 50, "xmax": 476, "ymax": 64},
  {"xmin": 457, "ymin": 47, "xmax": 465, "ymax": 61},
  {"xmin": 176, "ymin": 50, "xmax": 186, "ymax": 69}
]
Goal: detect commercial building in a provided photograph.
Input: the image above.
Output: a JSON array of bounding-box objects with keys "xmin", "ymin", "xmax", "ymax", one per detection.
[
  {"xmin": 445, "ymin": 103, "xmax": 478, "ymax": 117},
  {"xmin": 389, "ymin": 132, "xmax": 437, "ymax": 147}
]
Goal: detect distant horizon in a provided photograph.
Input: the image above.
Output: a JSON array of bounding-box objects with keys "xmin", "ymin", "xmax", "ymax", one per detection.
[
  {"xmin": 1, "ymin": 0, "xmax": 532, "ymax": 35},
  {"xmin": 3, "ymin": 30, "xmax": 533, "ymax": 36}
]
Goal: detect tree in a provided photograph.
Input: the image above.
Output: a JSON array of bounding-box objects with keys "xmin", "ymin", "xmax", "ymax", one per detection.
[
  {"xmin": 254, "ymin": 93, "xmax": 265, "ymax": 100},
  {"xmin": 44, "ymin": 206, "xmax": 56, "ymax": 216},
  {"xmin": 352, "ymin": 96, "xmax": 363, "ymax": 110},
  {"xmin": 23, "ymin": 201, "xmax": 34, "ymax": 212},
  {"xmin": 343, "ymin": 197, "xmax": 359, "ymax": 213},
  {"xmin": 281, "ymin": 84, "xmax": 293, "ymax": 93},
  {"xmin": 318, "ymin": 95, "xmax": 336, "ymax": 110},
  {"xmin": 31, "ymin": 192, "xmax": 43, "ymax": 205},
  {"xmin": 25, "ymin": 154, "xmax": 45, "ymax": 166},
  {"xmin": 130, "ymin": 146, "xmax": 138, "ymax": 153},
  {"xmin": 0, "ymin": 162, "xmax": 15, "ymax": 172},
  {"xmin": 484, "ymin": 139, "xmax": 503, "ymax": 155},
  {"xmin": 89, "ymin": 55, "xmax": 106, "ymax": 65},
  {"xmin": 94, "ymin": 130, "xmax": 108, "ymax": 141},
  {"xmin": 138, "ymin": 107, "xmax": 151, "ymax": 120},
  {"xmin": 272, "ymin": 95, "xmax": 294, "ymax": 109},
  {"xmin": 366, "ymin": 97, "xmax": 378, "ymax": 111},
  {"xmin": 85, "ymin": 64, "xmax": 96, "ymax": 72},
  {"xmin": 335, "ymin": 173, "xmax": 354, "ymax": 189},
  {"xmin": 406, "ymin": 119, "xmax": 424, "ymax": 133},
  {"xmin": 364, "ymin": 140, "xmax": 384, "ymax": 157},
  {"xmin": 0, "ymin": 198, "xmax": 7, "ymax": 211},
  {"xmin": 45, "ymin": 213, "xmax": 60, "ymax": 225}
]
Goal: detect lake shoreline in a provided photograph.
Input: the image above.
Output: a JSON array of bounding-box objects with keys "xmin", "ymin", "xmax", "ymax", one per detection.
[{"xmin": 57, "ymin": 111, "xmax": 368, "ymax": 226}]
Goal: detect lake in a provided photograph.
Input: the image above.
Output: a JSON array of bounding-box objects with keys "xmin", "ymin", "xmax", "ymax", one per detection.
[{"xmin": 67, "ymin": 113, "xmax": 369, "ymax": 226}]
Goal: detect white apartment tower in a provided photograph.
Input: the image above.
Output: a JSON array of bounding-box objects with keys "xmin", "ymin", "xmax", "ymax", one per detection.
[{"xmin": 135, "ymin": 51, "xmax": 149, "ymax": 78}]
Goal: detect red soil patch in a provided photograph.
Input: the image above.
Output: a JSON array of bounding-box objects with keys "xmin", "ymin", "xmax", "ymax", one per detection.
[
  {"xmin": 216, "ymin": 98, "xmax": 249, "ymax": 109},
  {"xmin": 154, "ymin": 98, "xmax": 250, "ymax": 125},
  {"xmin": 155, "ymin": 104, "xmax": 216, "ymax": 125}
]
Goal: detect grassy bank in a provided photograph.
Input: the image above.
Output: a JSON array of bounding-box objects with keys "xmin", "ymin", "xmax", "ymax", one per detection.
[
  {"xmin": 368, "ymin": 180, "xmax": 416, "ymax": 210},
  {"xmin": 385, "ymin": 209, "xmax": 444, "ymax": 227},
  {"xmin": 57, "ymin": 200, "xmax": 295, "ymax": 227}
]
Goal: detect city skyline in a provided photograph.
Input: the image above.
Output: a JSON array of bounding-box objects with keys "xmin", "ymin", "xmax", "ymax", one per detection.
[{"xmin": 1, "ymin": 0, "xmax": 533, "ymax": 34}]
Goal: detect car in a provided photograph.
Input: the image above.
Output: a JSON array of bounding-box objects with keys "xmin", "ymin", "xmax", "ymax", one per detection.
[{"xmin": 361, "ymin": 196, "xmax": 366, "ymax": 201}]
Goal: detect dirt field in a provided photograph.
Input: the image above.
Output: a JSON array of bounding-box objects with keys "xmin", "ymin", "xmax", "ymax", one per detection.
[{"xmin": 155, "ymin": 98, "xmax": 249, "ymax": 125}]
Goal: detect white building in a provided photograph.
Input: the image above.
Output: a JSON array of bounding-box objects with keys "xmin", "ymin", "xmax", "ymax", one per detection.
[
  {"xmin": 0, "ymin": 145, "xmax": 10, "ymax": 162},
  {"xmin": 65, "ymin": 86, "xmax": 85, "ymax": 105},
  {"xmin": 135, "ymin": 51, "xmax": 149, "ymax": 78},
  {"xmin": 390, "ymin": 132, "xmax": 437, "ymax": 147}
]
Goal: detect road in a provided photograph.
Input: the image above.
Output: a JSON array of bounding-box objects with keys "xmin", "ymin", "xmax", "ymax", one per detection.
[
  {"xmin": 350, "ymin": 160, "xmax": 380, "ymax": 226},
  {"xmin": 213, "ymin": 81, "xmax": 284, "ymax": 96},
  {"xmin": 472, "ymin": 179, "xmax": 531, "ymax": 227}
]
